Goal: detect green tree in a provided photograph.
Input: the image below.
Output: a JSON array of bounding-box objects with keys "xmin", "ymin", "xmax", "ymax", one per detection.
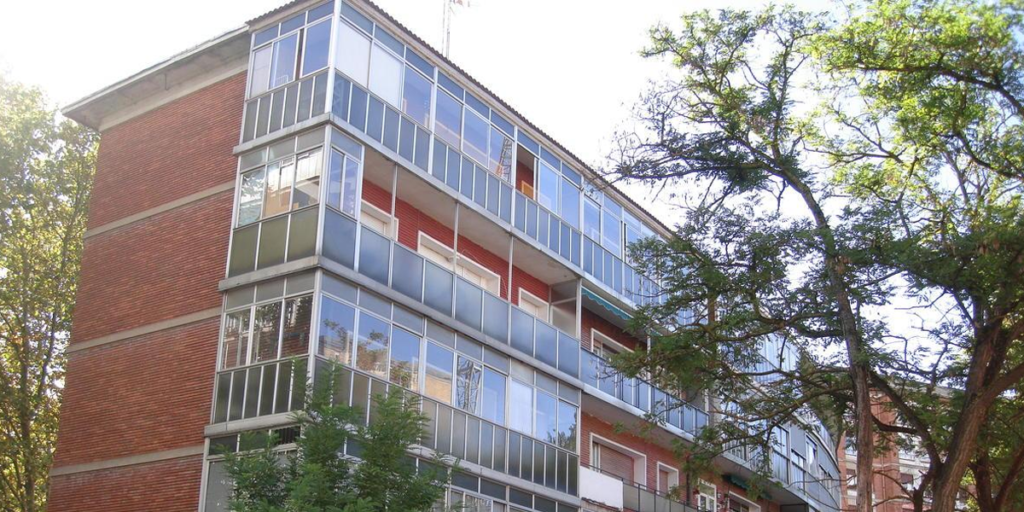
[
  {"xmin": 610, "ymin": 2, "xmax": 1024, "ymax": 512},
  {"xmin": 0, "ymin": 75, "xmax": 96, "ymax": 512},
  {"xmin": 223, "ymin": 366, "xmax": 452, "ymax": 511}
]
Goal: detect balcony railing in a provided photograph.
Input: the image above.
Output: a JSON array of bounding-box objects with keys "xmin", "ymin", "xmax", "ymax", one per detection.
[
  {"xmin": 324, "ymin": 210, "xmax": 582, "ymax": 379},
  {"xmin": 580, "ymin": 349, "xmax": 709, "ymax": 436},
  {"xmin": 212, "ymin": 357, "xmax": 307, "ymax": 423},
  {"xmin": 314, "ymin": 359, "xmax": 579, "ymax": 497},
  {"xmin": 242, "ymin": 71, "xmax": 329, "ymax": 143},
  {"xmin": 584, "ymin": 464, "xmax": 699, "ymax": 512}
]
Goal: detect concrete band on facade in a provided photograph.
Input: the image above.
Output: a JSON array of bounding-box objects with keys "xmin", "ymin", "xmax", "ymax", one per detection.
[
  {"xmin": 84, "ymin": 182, "xmax": 236, "ymax": 239},
  {"xmin": 67, "ymin": 308, "xmax": 222, "ymax": 354},
  {"xmin": 49, "ymin": 445, "xmax": 205, "ymax": 477}
]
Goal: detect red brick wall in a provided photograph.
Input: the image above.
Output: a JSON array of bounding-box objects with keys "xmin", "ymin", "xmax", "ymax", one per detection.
[
  {"xmin": 48, "ymin": 455, "xmax": 202, "ymax": 512},
  {"xmin": 361, "ymin": 179, "xmax": 552, "ymax": 303},
  {"xmin": 52, "ymin": 73, "xmax": 242, "ymax": 510},
  {"xmin": 87, "ymin": 73, "xmax": 245, "ymax": 229},
  {"xmin": 581, "ymin": 307, "xmax": 642, "ymax": 352},
  {"xmin": 54, "ymin": 318, "xmax": 218, "ymax": 467},
  {"xmin": 515, "ymin": 159, "xmax": 534, "ymax": 197},
  {"xmin": 70, "ymin": 191, "xmax": 232, "ymax": 343},
  {"xmin": 582, "ymin": 413, "xmax": 778, "ymax": 511}
]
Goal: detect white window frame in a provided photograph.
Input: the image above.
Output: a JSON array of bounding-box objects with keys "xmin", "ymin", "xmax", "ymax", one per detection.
[
  {"xmin": 418, "ymin": 233, "xmax": 500, "ymax": 295},
  {"xmin": 590, "ymin": 433, "xmax": 647, "ymax": 486},
  {"xmin": 656, "ymin": 462, "xmax": 680, "ymax": 494},
  {"xmin": 697, "ymin": 479, "xmax": 717, "ymax": 512},
  {"xmin": 591, "ymin": 329, "xmax": 630, "ymax": 358},
  {"xmin": 518, "ymin": 289, "xmax": 549, "ymax": 321},
  {"xmin": 727, "ymin": 492, "xmax": 760, "ymax": 512},
  {"xmin": 360, "ymin": 200, "xmax": 398, "ymax": 239}
]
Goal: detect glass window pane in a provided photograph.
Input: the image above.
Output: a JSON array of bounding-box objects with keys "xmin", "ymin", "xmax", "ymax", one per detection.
[
  {"xmin": 369, "ymin": 44, "xmax": 402, "ymax": 107},
  {"xmin": 536, "ymin": 391, "xmax": 557, "ymax": 445},
  {"xmin": 426, "ymin": 342, "xmax": 454, "ymax": 404},
  {"xmin": 238, "ymin": 168, "xmax": 265, "ymax": 226},
  {"xmin": 302, "ymin": 19, "xmax": 332, "ymax": 75},
  {"xmin": 357, "ymin": 313, "xmax": 390, "ymax": 378},
  {"xmin": 319, "ymin": 296, "xmax": 355, "ymax": 364},
  {"xmin": 390, "ymin": 327, "xmax": 421, "ymax": 391},
  {"xmin": 462, "ymin": 109, "xmax": 489, "ymax": 166},
  {"xmin": 456, "ymin": 356, "xmax": 483, "ymax": 414},
  {"xmin": 263, "ymin": 160, "xmax": 294, "ymax": 218},
  {"xmin": 435, "ymin": 90, "xmax": 462, "ymax": 148},
  {"xmin": 402, "ymin": 67, "xmax": 432, "ymax": 127},
  {"xmin": 327, "ymin": 150, "xmax": 343, "ymax": 210},
  {"xmin": 557, "ymin": 400, "xmax": 577, "ymax": 450},
  {"xmin": 250, "ymin": 46, "xmax": 273, "ymax": 97},
  {"xmin": 560, "ymin": 178, "xmax": 580, "ymax": 229},
  {"xmin": 342, "ymin": 157, "xmax": 359, "ymax": 217},
  {"xmin": 336, "ymin": 22, "xmax": 370, "ymax": 86},
  {"xmin": 482, "ymin": 368, "xmax": 506, "ymax": 425},
  {"xmin": 584, "ymin": 198, "xmax": 600, "ymax": 241},
  {"xmin": 221, "ymin": 310, "xmax": 251, "ymax": 369},
  {"xmin": 254, "ymin": 302, "xmax": 282, "ymax": 362},
  {"xmin": 489, "ymin": 126, "xmax": 512, "ymax": 181},
  {"xmin": 538, "ymin": 161, "xmax": 559, "ymax": 213},
  {"xmin": 292, "ymin": 149, "xmax": 322, "ymax": 209},
  {"xmin": 602, "ymin": 209, "xmax": 622, "ymax": 256},
  {"xmin": 509, "ymin": 380, "xmax": 533, "ymax": 435},
  {"xmin": 271, "ymin": 34, "xmax": 298, "ymax": 88},
  {"xmin": 281, "ymin": 295, "xmax": 312, "ymax": 357}
]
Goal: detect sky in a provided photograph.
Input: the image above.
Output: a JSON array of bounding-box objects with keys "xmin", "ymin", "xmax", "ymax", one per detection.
[
  {"xmin": 1, "ymin": 0, "xmax": 777, "ymax": 182},
  {"xmin": 0, "ymin": 0, "xmax": 940, "ymax": 358}
]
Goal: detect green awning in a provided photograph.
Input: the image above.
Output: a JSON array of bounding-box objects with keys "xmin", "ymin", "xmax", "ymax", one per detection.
[
  {"xmin": 725, "ymin": 474, "xmax": 749, "ymax": 490},
  {"xmin": 582, "ymin": 287, "xmax": 632, "ymax": 322}
]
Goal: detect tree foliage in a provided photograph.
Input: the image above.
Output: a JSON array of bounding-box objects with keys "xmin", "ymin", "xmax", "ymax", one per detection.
[
  {"xmin": 222, "ymin": 366, "xmax": 452, "ymax": 512},
  {"xmin": 0, "ymin": 74, "xmax": 96, "ymax": 512},
  {"xmin": 610, "ymin": 2, "xmax": 1024, "ymax": 512}
]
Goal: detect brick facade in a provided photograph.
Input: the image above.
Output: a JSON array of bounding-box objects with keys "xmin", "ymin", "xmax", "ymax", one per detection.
[
  {"xmin": 49, "ymin": 456, "xmax": 203, "ymax": 512},
  {"xmin": 361, "ymin": 179, "xmax": 551, "ymax": 304},
  {"xmin": 50, "ymin": 73, "xmax": 242, "ymax": 510},
  {"xmin": 582, "ymin": 413, "xmax": 779, "ymax": 512},
  {"xmin": 87, "ymin": 74, "xmax": 244, "ymax": 229}
]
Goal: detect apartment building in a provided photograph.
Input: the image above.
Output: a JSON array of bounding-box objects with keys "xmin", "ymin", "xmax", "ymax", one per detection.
[{"xmin": 53, "ymin": 1, "xmax": 842, "ymax": 511}]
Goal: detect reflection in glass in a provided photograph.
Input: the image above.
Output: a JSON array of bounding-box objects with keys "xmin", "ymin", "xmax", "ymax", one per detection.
[
  {"xmin": 509, "ymin": 380, "xmax": 533, "ymax": 435},
  {"xmin": 403, "ymin": 66, "xmax": 432, "ymax": 127},
  {"xmin": 489, "ymin": 126, "xmax": 513, "ymax": 181},
  {"xmin": 584, "ymin": 198, "xmax": 601, "ymax": 241},
  {"xmin": 254, "ymin": 302, "xmax": 282, "ymax": 362},
  {"xmin": 357, "ymin": 313, "xmax": 390, "ymax": 378},
  {"xmin": 280, "ymin": 296, "xmax": 312, "ymax": 357},
  {"xmin": 237, "ymin": 168, "xmax": 265, "ymax": 226},
  {"xmin": 263, "ymin": 160, "xmax": 294, "ymax": 218},
  {"xmin": 301, "ymin": 19, "xmax": 331, "ymax": 75},
  {"xmin": 456, "ymin": 356, "xmax": 482, "ymax": 414},
  {"xmin": 538, "ymin": 161, "xmax": 559, "ymax": 213},
  {"xmin": 482, "ymin": 368, "xmax": 506, "ymax": 425},
  {"xmin": 221, "ymin": 310, "xmax": 251, "ymax": 369},
  {"xmin": 462, "ymin": 109, "xmax": 489, "ymax": 167},
  {"xmin": 390, "ymin": 327, "xmax": 421, "ymax": 391},
  {"xmin": 435, "ymin": 90, "xmax": 462, "ymax": 148},
  {"xmin": 318, "ymin": 296, "xmax": 354, "ymax": 364},
  {"xmin": 536, "ymin": 391, "xmax": 557, "ymax": 445},
  {"xmin": 292, "ymin": 149, "xmax": 322, "ymax": 209},
  {"xmin": 270, "ymin": 34, "xmax": 298, "ymax": 88},
  {"xmin": 557, "ymin": 400, "xmax": 578, "ymax": 450},
  {"xmin": 426, "ymin": 342, "xmax": 454, "ymax": 404},
  {"xmin": 250, "ymin": 46, "xmax": 272, "ymax": 97}
]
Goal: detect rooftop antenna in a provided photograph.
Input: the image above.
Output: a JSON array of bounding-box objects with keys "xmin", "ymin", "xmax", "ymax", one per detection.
[{"xmin": 441, "ymin": 0, "xmax": 469, "ymax": 58}]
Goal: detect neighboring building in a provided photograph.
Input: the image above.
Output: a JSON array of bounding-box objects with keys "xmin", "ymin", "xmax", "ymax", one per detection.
[{"xmin": 53, "ymin": 1, "xmax": 842, "ymax": 511}]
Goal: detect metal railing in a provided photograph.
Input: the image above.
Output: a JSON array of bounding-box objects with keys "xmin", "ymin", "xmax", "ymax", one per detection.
[{"xmin": 315, "ymin": 359, "xmax": 579, "ymax": 497}]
